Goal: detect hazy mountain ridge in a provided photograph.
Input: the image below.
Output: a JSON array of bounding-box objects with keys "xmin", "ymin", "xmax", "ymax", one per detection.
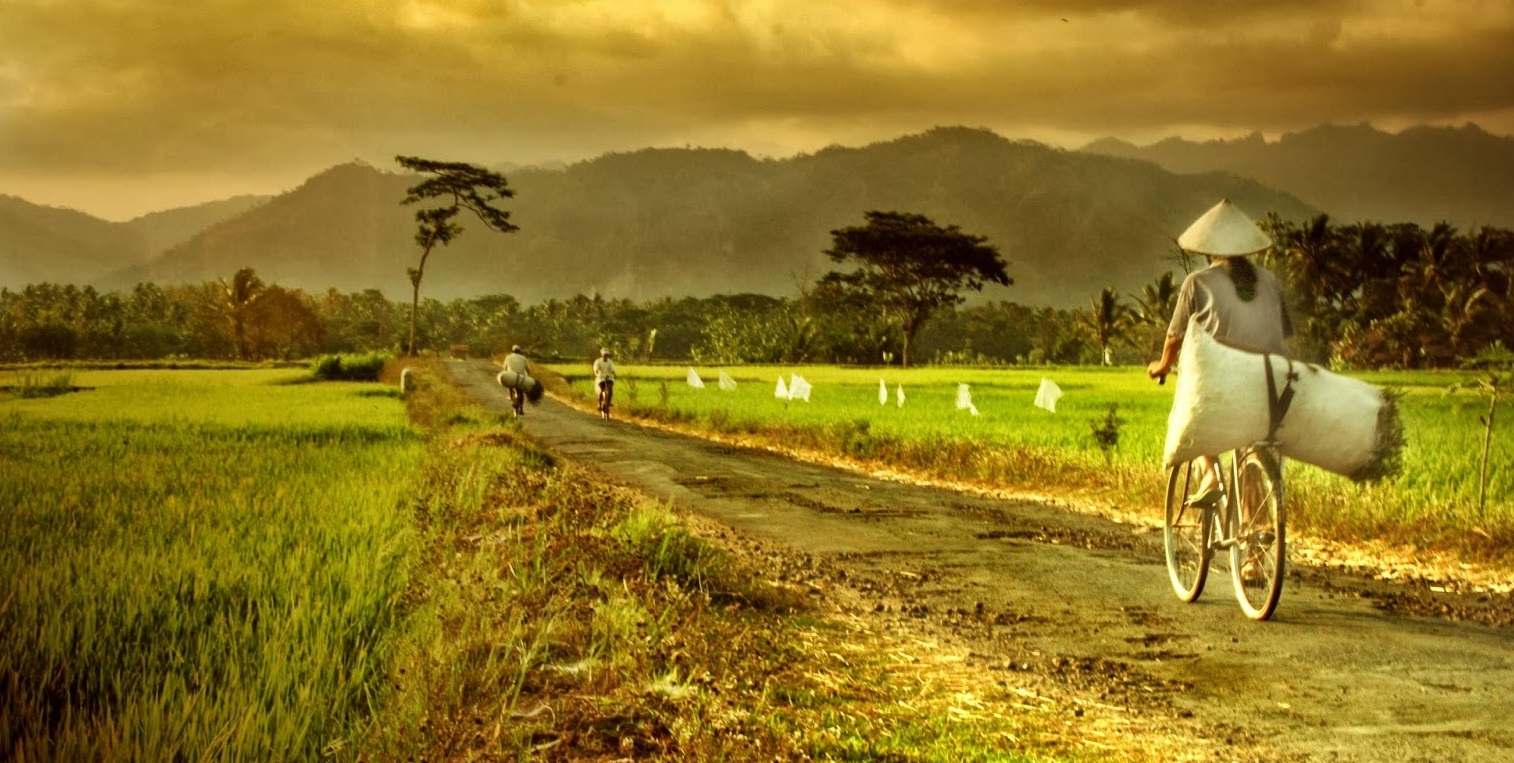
[
  {"xmin": 14, "ymin": 127, "xmax": 1322, "ymax": 306},
  {"xmin": 121, "ymin": 195, "xmax": 272, "ymax": 257},
  {"xmin": 0, "ymin": 194, "xmax": 271, "ymax": 290},
  {"xmin": 1080, "ymin": 123, "xmax": 1514, "ymax": 229},
  {"xmin": 109, "ymin": 164, "xmax": 404, "ymax": 293},
  {"xmin": 0, "ymin": 195, "xmax": 132, "ymax": 287}
]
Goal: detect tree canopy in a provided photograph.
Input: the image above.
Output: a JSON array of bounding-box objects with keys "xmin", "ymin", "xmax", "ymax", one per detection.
[{"xmin": 820, "ymin": 210, "xmax": 1010, "ymax": 366}]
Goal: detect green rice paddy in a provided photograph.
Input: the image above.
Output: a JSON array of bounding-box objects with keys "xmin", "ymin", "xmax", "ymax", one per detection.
[
  {"xmin": 1, "ymin": 369, "xmax": 423, "ymax": 760},
  {"xmin": 553, "ymin": 363, "xmax": 1514, "ymax": 548}
]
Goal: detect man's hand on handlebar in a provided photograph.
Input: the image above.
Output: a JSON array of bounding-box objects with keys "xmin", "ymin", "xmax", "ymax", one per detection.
[{"xmin": 1147, "ymin": 360, "xmax": 1169, "ymax": 385}]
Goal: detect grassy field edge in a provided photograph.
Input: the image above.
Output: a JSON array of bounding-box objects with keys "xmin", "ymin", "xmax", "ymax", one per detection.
[
  {"xmin": 368, "ymin": 360, "xmax": 1194, "ymax": 761},
  {"xmin": 538, "ymin": 365, "xmax": 1514, "ymax": 594}
]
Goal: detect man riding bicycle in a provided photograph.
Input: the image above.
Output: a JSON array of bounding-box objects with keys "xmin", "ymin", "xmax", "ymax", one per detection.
[
  {"xmin": 593, "ymin": 347, "xmax": 616, "ymax": 419},
  {"xmin": 502, "ymin": 344, "xmax": 532, "ymax": 416},
  {"xmin": 1147, "ymin": 200, "xmax": 1293, "ymax": 507}
]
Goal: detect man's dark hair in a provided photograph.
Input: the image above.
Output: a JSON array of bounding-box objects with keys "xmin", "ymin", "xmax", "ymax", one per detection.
[{"xmin": 1223, "ymin": 257, "xmax": 1259, "ymax": 301}]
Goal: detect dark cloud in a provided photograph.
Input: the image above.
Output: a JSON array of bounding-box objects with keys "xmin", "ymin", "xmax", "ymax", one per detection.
[
  {"xmin": 876, "ymin": 0, "xmax": 1361, "ymax": 26},
  {"xmin": 1, "ymin": 0, "xmax": 1510, "ymax": 217}
]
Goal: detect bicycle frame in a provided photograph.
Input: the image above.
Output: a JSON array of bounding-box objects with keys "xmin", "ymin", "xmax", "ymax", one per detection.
[{"xmin": 1164, "ymin": 441, "xmax": 1287, "ymax": 620}]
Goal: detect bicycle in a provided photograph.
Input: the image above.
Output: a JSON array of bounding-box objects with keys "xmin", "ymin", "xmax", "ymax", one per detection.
[
  {"xmin": 597, "ymin": 380, "xmax": 613, "ymax": 420},
  {"xmin": 1164, "ymin": 442, "xmax": 1287, "ymax": 620}
]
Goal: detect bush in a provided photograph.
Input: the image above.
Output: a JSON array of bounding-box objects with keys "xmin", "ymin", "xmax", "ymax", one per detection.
[
  {"xmin": 9, "ymin": 370, "xmax": 76, "ymax": 398},
  {"xmin": 310, "ymin": 352, "xmax": 391, "ymax": 382}
]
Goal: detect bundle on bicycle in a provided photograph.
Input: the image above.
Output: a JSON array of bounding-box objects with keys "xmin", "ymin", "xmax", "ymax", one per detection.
[{"xmin": 1149, "ymin": 200, "xmax": 1405, "ymax": 621}]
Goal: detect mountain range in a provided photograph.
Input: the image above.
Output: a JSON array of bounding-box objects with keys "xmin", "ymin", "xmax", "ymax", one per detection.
[
  {"xmin": 0, "ymin": 195, "xmax": 269, "ymax": 289},
  {"xmin": 1080, "ymin": 123, "xmax": 1514, "ymax": 230},
  {"xmin": 3, "ymin": 123, "xmax": 1509, "ymax": 307}
]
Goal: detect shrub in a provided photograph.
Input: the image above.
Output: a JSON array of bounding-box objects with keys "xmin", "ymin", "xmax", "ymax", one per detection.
[
  {"xmin": 1089, "ymin": 403, "xmax": 1123, "ymax": 462},
  {"xmin": 10, "ymin": 370, "xmax": 76, "ymax": 398},
  {"xmin": 310, "ymin": 352, "xmax": 391, "ymax": 382}
]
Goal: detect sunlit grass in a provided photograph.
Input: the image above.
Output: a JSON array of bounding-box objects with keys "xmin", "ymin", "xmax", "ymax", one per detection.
[
  {"xmin": 1, "ymin": 368, "xmax": 403, "ymax": 428},
  {"xmin": 0, "ymin": 369, "xmax": 423, "ymax": 760},
  {"xmin": 570, "ymin": 365, "xmax": 1158, "ymax": 458}
]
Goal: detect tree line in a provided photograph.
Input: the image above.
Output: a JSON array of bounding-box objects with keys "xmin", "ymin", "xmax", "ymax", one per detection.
[
  {"xmin": 0, "ymin": 274, "xmax": 1076, "ymax": 366},
  {"xmin": 3, "ymin": 217, "xmax": 1509, "ymax": 369},
  {"xmin": 1258, "ymin": 215, "xmax": 1514, "ymax": 368},
  {"xmin": 1029, "ymin": 216, "xmax": 1514, "ymax": 371}
]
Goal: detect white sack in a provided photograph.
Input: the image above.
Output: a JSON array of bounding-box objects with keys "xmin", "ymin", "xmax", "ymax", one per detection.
[
  {"xmin": 956, "ymin": 384, "xmax": 980, "ymax": 416},
  {"xmin": 1164, "ymin": 323, "xmax": 1402, "ymax": 480},
  {"xmin": 788, "ymin": 374, "xmax": 812, "ymax": 402},
  {"xmin": 687, "ymin": 368, "xmax": 705, "ymax": 389},
  {"xmin": 718, "ymin": 371, "xmax": 737, "ymax": 391},
  {"xmin": 496, "ymin": 370, "xmax": 543, "ymax": 401},
  {"xmin": 496, "ymin": 370, "xmax": 529, "ymax": 390},
  {"xmin": 879, "ymin": 378, "xmax": 888, "ymax": 405},
  {"xmin": 1034, "ymin": 378, "xmax": 1063, "ymax": 413},
  {"xmin": 775, "ymin": 376, "xmax": 788, "ymax": 399}
]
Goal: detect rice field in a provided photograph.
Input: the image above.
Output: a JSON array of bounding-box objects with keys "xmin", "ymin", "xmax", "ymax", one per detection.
[
  {"xmin": 0, "ymin": 369, "xmax": 424, "ymax": 760},
  {"xmin": 551, "ymin": 363, "xmax": 1514, "ymax": 550}
]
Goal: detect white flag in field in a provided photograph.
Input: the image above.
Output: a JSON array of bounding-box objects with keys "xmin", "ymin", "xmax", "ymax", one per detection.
[
  {"xmin": 879, "ymin": 378, "xmax": 888, "ymax": 405},
  {"xmin": 788, "ymin": 374, "xmax": 812, "ymax": 402},
  {"xmin": 718, "ymin": 371, "xmax": 737, "ymax": 391},
  {"xmin": 956, "ymin": 383, "xmax": 980, "ymax": 416},
  {"xmin": 687, "ymin": 368, "xmax": 705, "ymax": 389},
  {"xmin": 1034, "ymin": 377, "xmax": 1063, "ymax": 413},
  {"xmin": 896, "ymin": 384, "xmax": 906, "ymax": 408},
  {"xmin": 775, "ymin": 376, "xmax": 788, "ymax": 399}
]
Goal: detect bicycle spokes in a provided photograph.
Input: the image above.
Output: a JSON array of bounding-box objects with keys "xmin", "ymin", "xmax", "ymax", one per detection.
[
  {"xmin": 1231, "ymin": 449, "xmax": 1286, "ymax": 620},
  {"xmin": 1165, "ymin": 461, "xmax": 1215, "ymax": 603}
]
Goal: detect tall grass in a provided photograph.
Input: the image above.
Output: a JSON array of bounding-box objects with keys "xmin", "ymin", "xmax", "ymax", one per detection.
[
  {"xmin": 548, "ymin": 363, "xmax": 1514, "ymax": 559},
  {"xmin": 2, "ymin": 369, "xmax": 77, "ymax": 398},
  {"xmin": 0, "ymin": 369, "xmax": 423, "ymax": 760}
]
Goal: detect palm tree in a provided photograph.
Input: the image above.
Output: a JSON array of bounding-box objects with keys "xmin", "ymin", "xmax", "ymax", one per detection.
[
  {"xmin": 1079, "ymin": 287, "xmax": 1137, "ymax": 365},
  {"xmin": 1134, "ymin": 272, "xmax": 1178, "ymax": 325},
  {"xmin": 1438, "ymin": 280, "xmax": 1493, "ymax": 363},
  {"xmin": 219, "ymin": 268, "xmax": 265, "ymax": 361},
  {"xmin": 1131, "ymin": 271, "xmax": 1179, "ymax": 359}
]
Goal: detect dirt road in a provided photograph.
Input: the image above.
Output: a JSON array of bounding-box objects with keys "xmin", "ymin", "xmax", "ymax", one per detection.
[{"xmin": 449, "ymin": 361, "xmax": 1514, "ymax": 762}]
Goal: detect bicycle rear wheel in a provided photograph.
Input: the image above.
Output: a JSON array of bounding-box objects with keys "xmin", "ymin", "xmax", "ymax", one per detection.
[
  {"xmin": 1164, "ymin": 460, "xmax": 1215, "ymax": 602},
  {"xmin": 1230, "ymin": 447, "xmax": 1286, "ymax": 620}
]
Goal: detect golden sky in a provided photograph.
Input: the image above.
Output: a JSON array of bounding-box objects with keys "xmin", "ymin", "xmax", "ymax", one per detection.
[{"xmin": 3, "ymin": 0, "xmax": 1512, "ymax": 220}]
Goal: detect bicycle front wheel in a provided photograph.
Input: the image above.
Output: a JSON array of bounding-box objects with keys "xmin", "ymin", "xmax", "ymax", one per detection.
[
  {"xmin": 1230, "ymin": 448, "xmax": 1286, "ymax": 620},
  {"xmin": 1164, "ymin": 460, "xmax": 1214, "ymax": 602}
]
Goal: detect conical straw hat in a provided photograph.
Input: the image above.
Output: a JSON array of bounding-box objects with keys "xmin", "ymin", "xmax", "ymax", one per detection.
[{"xmin": 1177, "ymin": 199, "xmax": 1272, "ymax": 256}]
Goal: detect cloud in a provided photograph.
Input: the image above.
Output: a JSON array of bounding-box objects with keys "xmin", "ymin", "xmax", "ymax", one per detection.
[{"xmin": 1, "ymin": 0, "xmax": 1511, "ymax": 184}]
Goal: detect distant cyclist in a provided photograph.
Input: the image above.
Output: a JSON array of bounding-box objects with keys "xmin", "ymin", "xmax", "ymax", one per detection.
[
  {"xmin": 593, "ymin": 347, "xmax": 617, "ymax": 419},
  {"xmin": 502, "ymin": 344, "xmax": 532, "ymax": 416}
]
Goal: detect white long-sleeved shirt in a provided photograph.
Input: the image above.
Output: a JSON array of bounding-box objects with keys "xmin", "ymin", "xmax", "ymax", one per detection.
[{"xmin": 593, "ymin": 357, "xmax": 617, "ymax": 384}]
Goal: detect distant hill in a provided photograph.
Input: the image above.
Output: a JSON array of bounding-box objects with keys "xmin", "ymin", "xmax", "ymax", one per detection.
[
  {"xmin": 1, "ymin": 195, "xmax": 136, "ymax": 288},
  {"xmin": 106, "ymin": 164, "xmax": 404, "ymax": 294},
  {"xmin": 120, "ymin": 195, "xmax": 271, "ymax": 258},
  {"xmin": 0, "ymin": 194, "xmax": 268, "ymax": 290},
  {"xmin": 92, "ymin": 128, "xmax": 1316, "ymax": 307},
  {"xmin": 1080, "ymin": 123, "xmax": 1514, "ymax": 229}
]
